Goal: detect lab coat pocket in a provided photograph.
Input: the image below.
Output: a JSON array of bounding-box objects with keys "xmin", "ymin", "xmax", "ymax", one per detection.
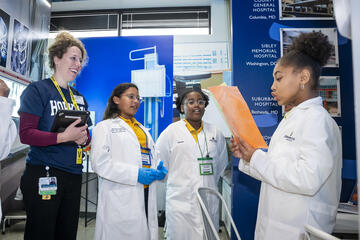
[
  {"xmin": 166, "ymin": 186, "xmax": 192, "ymax": 213},
  {"xmin": 171, "ymin": 138, "xmax": 187, "ymax": 152},
  {"xmin": 308, "ymin": 201, "xmax": 337, "ymax": 233},
  {"xmin": 264, "ymin": 217, "xmax": 302, "ymax": 240},
  {"xmin": 273, "ymin": 136, "xmax": 299, "ymax": 160},
  {"xmin": 106, "ymin": 186, "xmax": 140, "ymax": 222},
  {"xmin": 206, "ymin": 135, "xmax": 217, "ymax": 154}
]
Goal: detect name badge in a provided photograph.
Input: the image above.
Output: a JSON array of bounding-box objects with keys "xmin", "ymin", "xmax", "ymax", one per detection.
[
  {"xmin": 74, "ymin": 95, "xmax": 84, "ymax": 105},
  {"xmin": 142, "ymin": 152, "xmax": 151, "ymax": 166},
  {"xmin": 199, "ymin": 163, "xmax": 214, "ymax": 175},
  {"xmin": 39, "ymin": 177, "xmax": 57, "ymax": 196},
  {"xmin": 198, "ymin": 157, "xmax": 214, "ymax": 175},
  {"xmin": 76, "ymin": 148, "xmax": 83, "ymax": 164}
]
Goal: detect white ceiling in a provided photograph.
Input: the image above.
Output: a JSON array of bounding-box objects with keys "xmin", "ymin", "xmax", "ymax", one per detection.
[{"xmin": 51, "ymin": 0, "xmax": 211, "ymax": 12}]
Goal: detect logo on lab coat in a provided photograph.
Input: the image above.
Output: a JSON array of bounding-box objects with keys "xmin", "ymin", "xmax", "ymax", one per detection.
[
  {"xmin": 111, "ymin": 127, "xmax": 126, "ymax": 133},
  {"xmin": 284, "ymin": 131, "xmax": 295, "ymax": 142},
  {"xmin": 209, "ymin": 137, "xmax": 217, "ymax": 142}
]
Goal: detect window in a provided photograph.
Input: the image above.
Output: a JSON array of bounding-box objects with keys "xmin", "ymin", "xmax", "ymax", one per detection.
[
  {"xmin": 50, "ymin": 12, "xmax": 119, "ymax": 38},
  {"xmin": 121, "ymin": 7, "xmax": 210, "ymax": 36},
  {"xmin": 50, "ymin": 7, "xmax": 210, "ymax": 37}
]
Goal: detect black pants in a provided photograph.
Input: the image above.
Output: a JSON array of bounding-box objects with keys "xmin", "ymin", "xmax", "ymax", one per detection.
[
  {"xmin": 144, "ymin": 187, "xmax": 149, "ymax": 219},
  {"xmin": 20, "ymin": 164, "xmax": 82, "ymax": 240}
]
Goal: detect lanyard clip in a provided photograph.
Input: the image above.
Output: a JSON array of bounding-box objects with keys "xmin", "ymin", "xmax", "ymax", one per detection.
[{"xmin": 45, "ymin": 166, "xmax": 50, "ymax": 177}]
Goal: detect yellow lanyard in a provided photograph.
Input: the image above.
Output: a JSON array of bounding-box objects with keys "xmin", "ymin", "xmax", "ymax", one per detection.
[
  {"xmin": 51, "ymin": 76, "xmax": 84, "ymax": 165},
  {"xmin": 50, "ymin": 76, "xmax": 79, "ymax": 110}
]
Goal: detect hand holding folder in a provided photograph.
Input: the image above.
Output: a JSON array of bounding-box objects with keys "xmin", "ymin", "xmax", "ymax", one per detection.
[{"xmin": 208, "ymin": 85, "xmax": 267, "ymax": 149}]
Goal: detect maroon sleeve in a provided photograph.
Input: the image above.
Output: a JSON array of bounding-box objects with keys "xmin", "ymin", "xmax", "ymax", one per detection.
[{"xmin": 19, "ymin": 112, "xmax": 58, "ymax": 146}]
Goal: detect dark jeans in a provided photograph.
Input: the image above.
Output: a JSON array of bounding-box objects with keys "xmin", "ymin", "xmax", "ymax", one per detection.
[{"xmin": 20, "ymin": 164, "xmax": 82, "ymax": 240}]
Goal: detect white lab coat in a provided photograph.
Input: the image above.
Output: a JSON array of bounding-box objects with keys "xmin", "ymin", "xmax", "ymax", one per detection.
[
  {"xmin": 0, "ymin": 96, "xmax": 17, "ymax": 220},
  {"xmin": 0, "ymin": 96, "xmax": 16, "ymax": 160},
  {"xmin": 156, "ymin": 120, "xmax": 228, "ymax": 240},
  {"xmin": 238, "ymin": 97, "xmax": 342, "ymax": 240},
  {"xmin": 90, "ymin": 117, "xmax": 159, "ymax": 240}
]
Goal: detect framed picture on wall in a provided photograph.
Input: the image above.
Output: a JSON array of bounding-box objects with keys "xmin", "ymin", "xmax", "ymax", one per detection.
[
  {"xmin": 319, "ymin": 76, "xmax": 341, "ymax": 117},
  {"xmin": 281, "ymin": 76, "xmax": 341, "ymax": 117},
  {"xmin": 173, "ymin": 42, "xmax": 230, "ymax": 73},
  {"xmin": 0, "ymin": 8, "xmax": 10, "ymax": 68},
  {"xmin": 11, "ymin": 19, "xmax": 31, "ymax": 76},
  {"xmin": 279, "ymin": 0, "xmax": 334, "ymax": 20},
  {"xmin": 280, "ymin": 28, "xmax": 339, "ymax": 67}
]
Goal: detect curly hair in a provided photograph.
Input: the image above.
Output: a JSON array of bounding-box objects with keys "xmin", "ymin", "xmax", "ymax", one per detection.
[
  {"xmin": 48, "ymin": 32, "xmax": 87, "ymax": 70},
  {"xmin": 175, "ymin": 88, "xmax": 209, "ymax": 114},
  {"xmin": 279, "ymin": 31, "xmax": 332, "ymax": 89}
]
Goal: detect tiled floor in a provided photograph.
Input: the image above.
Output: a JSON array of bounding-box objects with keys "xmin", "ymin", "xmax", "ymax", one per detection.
[
  {"xmin": 1, "ymin": 217, "xmax": 96, "ymax": 240},
  {"xmin": 1, "ymin": 218, "xmax": 230, "ymax": 240}
]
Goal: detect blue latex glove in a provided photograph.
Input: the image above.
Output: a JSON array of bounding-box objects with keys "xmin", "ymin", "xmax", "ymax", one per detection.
[
  {"xmin": 138, "ymin": 168, "xmax": 157, "ymax": 185},
  {"xmin": 155, "ymin": 161, "xmax": 168, "ymax": 180}
]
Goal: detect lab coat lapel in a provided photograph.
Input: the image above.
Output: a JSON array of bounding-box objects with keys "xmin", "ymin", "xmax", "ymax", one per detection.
[
  {"xmin": 296, "ymin": 96, "xmax": 322, "ymax": 109},
  {"xmin": 277, "ymin": 97, "xmax": 323, "ymax": 139},
  {"xmin": 180, "ymin": 120, "xmax": 202, "ymax": 157},
  {"xmin": 114, "ymin": 117, "xmax": 140, "ymax": 146},
  {"xmin": 139, "ymin": 124, "xmax": 155, "ymax": 152}
]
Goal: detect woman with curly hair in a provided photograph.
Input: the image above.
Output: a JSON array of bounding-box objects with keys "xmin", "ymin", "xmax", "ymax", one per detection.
[
  {"xmin": 19, "ymin": 32, "xmax": 91, "ymax": 240},
  {"xmin": 231, "ymin": 31, "xmax": 342, "ymax": 239}
]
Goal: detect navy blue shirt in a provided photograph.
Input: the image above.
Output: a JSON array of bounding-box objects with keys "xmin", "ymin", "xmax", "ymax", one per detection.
[{"xmin": 19, "ymin": 78, "xmax": 92, "ymax": 174}]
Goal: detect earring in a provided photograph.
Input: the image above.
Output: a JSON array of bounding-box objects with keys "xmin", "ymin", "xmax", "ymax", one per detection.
[{"xmin": 301, "ymin": 84, "xmax": 304, "ymax": 90}]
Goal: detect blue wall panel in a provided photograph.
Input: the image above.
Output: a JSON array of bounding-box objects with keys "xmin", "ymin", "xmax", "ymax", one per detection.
[{"xmin": 75, "ymin": 36, "xmax": 173, "ymax": 136}]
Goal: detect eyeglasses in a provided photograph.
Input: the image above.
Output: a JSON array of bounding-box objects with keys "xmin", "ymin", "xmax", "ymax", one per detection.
[
  {"xmin": 124, "ymin": 94, "xmax": 143, "ymax": 103},
  {"xmin": 184, "ymin": 99, "xmax": 206, "ymax": 106}
]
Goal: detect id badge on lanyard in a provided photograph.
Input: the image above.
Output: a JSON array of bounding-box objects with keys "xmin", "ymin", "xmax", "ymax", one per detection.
[
  {"xmin": 198, "ymin": 157, "xmax": 214, "ymax": 175},
  {"xmin": 39, "ymin": 166, "xmax": 57, "ymax": 200},
  {"xmin": 76, "ymin": 148, "xmax": 83, "ymax": 164},
  {"xmin": 196, "ymin": 130, "xmax": 213, "ymax": 175},
  {"xmin": 141, "ymin": 147, "xmax": 152, "ymax": 166}
]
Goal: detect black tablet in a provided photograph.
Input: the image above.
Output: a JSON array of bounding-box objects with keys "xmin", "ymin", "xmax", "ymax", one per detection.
[{"xmin": 51, "ymin": 110, "xmax": 90, "ymax": 133}]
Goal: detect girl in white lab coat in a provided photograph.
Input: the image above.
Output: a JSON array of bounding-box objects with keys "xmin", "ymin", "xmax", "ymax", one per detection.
[
  {"xmin": 91, "ymin": 83, "xmax": 166, "ymax": 240},
  {"xmin": 231, "ymin": 32, "xmax": 342, "ymax": 240},
  {"xmin": 0, "ymin": 79, "xmax": 17, "ymax": 221},
  {"xmin": 0, "ymin": 79, "xmax": 16, "ymax": 161},
  {"xmin": 156, "ymin": 89, "xmax": 228, "ymax": 240}
]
